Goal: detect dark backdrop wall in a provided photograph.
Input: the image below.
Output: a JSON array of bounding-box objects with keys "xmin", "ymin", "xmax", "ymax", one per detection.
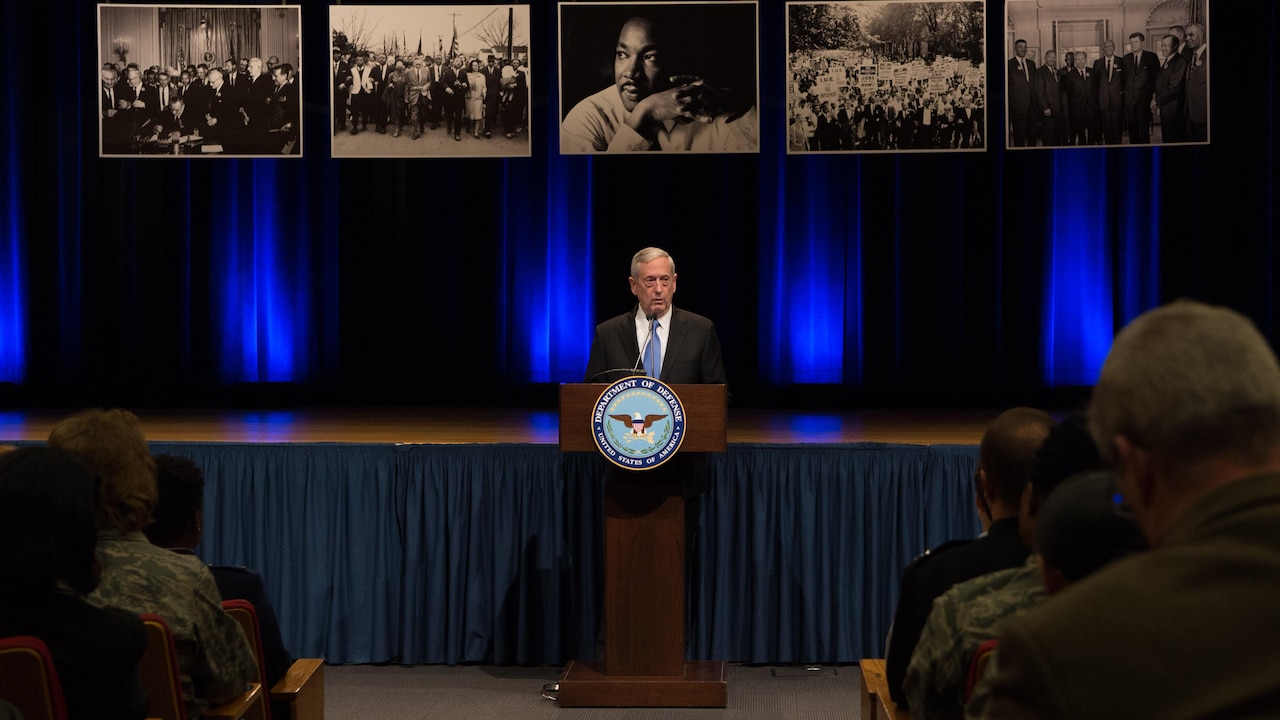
[{"xmin": 0, "ymin": 1, "xmax": 1275, "ymax": 411}]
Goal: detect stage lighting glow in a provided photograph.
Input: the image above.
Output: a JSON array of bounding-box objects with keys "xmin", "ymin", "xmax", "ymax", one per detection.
[
  {"xmin": 236, "ymin": 411, "xmax": 298, "ymax": 442},
  {"xmin": 789, "ymin": 414, "xmax": 843, "ymax": 434},
  {"xmin": 215, "ymin": 161, "xmax": 302, "ymax": 384},
  {"xmin": 515, "ymin": 157, "xmax": 593, "ymax": 383},
  {"xmin": 1041, "ymin": 152, "xmax": 1115, "ymax": 386},
  {"xmin": 1, "ymin": 113, "xmax": 25, "ymax": 383},
  {"xmin": 763, "ymin": 157, "xmax": 847, "ymax": 384}
]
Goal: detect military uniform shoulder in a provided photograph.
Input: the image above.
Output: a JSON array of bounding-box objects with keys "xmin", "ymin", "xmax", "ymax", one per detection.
[{"xmin": 902, "ymin": 538, "xmax": 973, "ymax": 576}]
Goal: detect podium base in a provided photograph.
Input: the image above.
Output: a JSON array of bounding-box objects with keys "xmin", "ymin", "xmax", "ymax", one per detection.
[{"xmin": 556, "ymin": 660, "xmax": 728, "ymax": 708}]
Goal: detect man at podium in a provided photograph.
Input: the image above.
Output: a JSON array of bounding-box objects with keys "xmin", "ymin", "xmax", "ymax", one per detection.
[
  {"xmin": 562, "ymin": 246, "xmax": 730, "ymax": 705},
  {"xmin": 584, "ymin": 246, "xmax": 726, "ymax": 386},
  {"xmin": 582, "ymin": 244, "xmax": 727, "ymax": 646}
]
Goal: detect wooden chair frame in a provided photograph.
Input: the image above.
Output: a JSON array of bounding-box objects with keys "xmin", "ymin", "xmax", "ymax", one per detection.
[
  {"xmin": 221, "ymin": 600, "xmax": 324, "ymax": 720},
  {"xmin": 138, "ymin": 613, "xmax": 265, "ymax": 720}
]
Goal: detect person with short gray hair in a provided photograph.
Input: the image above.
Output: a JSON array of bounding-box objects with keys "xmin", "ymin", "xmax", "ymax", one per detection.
[{"xmin": 976, "ymin": 300, "xmax": 1280, "ymax": 719}]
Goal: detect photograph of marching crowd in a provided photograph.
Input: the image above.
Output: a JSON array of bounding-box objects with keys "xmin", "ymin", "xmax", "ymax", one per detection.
[
  {"xmin": 558, "ymin": 2, "xmax": 760, "ymax": 154},
  {"xmin": 330, "ymin": 5, "xmax": 530, "ymax": 159},
  {"xmin": 786, "ymin": 1, "xmax": 986, "ymax": 154},
  {"xmin": 1005, "ymin": 0, "xmax": 1208, "ymax": 148},
  {"xmin": 97, "ymin": 5, "xmax": 302, "ymax": 157}
]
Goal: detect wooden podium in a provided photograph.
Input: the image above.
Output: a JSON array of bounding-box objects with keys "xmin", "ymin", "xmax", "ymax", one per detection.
[{"xmin": 557, "ymin": 382, "xmax": 729, "ymax": 708}]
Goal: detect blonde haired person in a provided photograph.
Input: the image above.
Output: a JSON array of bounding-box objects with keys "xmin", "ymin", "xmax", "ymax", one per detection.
[{"xmin": 49, "ymin": 409, "xmax": 257, "ymax": 718}]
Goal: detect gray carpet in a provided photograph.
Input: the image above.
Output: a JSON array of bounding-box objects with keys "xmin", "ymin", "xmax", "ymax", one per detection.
[{"xmin": 324, "ymin": 664, "xmax": 864, "ymax": 720}]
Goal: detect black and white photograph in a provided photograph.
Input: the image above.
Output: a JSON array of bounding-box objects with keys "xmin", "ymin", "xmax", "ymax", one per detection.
[
  {"xmin": 558, "ymin": 2, "xmax": 760, "ymax": 154},
  {"xmin": 1005, "ymin": 0, "xmax": 1208, "ymax": 149},
  {"xmin": 97, "ymin": 4, "xmax": 302, "ymax": 157},
  {"xmin": 330, "ymin": 5, "xmax": 530, "ymax": 159},
  {"xmin": 786, "ymin": 1, "xmax": 987, "ymax": 154}
]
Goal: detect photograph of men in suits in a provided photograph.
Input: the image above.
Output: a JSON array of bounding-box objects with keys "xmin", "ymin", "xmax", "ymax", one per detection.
[
  {"xmin": 1005, "ymin": 0, "xmax": 1207, "ymax": 149},
  {"xmin": 1122, "ymin": 31, "xmax": 1159, "ymax": 144},
  {"xmin": 97, "ymin": 4, "xmax": 302, "ymax": 157},
  {"xmin": 329, "ymin": 5, "xmax": 530, "ymax": 158},
  {"xmin": 1006, "ymin": 38, "xmax": 1035, "ymax": 147}
]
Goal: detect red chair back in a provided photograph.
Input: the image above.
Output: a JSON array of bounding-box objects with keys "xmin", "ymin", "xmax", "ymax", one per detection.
[
  {"xmin": 222, "ymin": 600, "xmax": 271, "ymax": 693},
  {"xmin": 139, "ymin": 614, "xmax": 189, "ymax": 720},
  {"xmin": 0, "ymin": 635, "xmax": 69, "ymax": 720}
]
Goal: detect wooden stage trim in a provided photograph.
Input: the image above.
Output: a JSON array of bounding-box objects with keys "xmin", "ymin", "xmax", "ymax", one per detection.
[{"xmin": 0, "ymin": 408, "xmax": 992, "ymax": 446}]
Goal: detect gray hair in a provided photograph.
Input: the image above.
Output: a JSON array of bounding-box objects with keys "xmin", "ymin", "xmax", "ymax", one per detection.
[
  {"xmin": 630, "ymin": 247, "xmax": 676, "ymax": 278},
  {"xmin": 1089, "ymin": 300, "xmax": 1280, "ymax": 477}
]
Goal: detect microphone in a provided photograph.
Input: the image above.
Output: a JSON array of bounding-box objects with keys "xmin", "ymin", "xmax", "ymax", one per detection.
[
  {"xmin": 584, "ymin": 367, "xmax": 640, "ymax": 382},
  {"xmin": 632, "ymin": 314, "xmax": 656, "ymax": 375}
]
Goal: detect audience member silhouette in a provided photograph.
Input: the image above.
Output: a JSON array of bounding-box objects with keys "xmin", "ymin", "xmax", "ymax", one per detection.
[
  {"xmin": 0, "ymin": 446, "xmax": 148, "ymax": 720},
  {"xmin": 48, "ymin": 408, "xmax": 257, "ymax": 718}
]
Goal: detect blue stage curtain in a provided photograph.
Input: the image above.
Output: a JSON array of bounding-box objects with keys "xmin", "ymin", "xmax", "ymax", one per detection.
[
  {"xmin": 692, "ymin": 443, "xmax": 977, "ymax": 664},
  {"xmin": 150, "ymin": 441, "xmax": 976, "ymax": 665}
]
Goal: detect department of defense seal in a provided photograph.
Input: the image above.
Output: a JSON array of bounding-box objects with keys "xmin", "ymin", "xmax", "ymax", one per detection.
[{"xmin": 591, "ymin": 375, "xmax": 687, "ymax": 470}]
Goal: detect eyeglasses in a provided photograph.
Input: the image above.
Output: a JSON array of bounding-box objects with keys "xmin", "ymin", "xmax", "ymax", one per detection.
[{"xmin": 637, "ymin": 275, "xmax": 673, "ymax": 288}]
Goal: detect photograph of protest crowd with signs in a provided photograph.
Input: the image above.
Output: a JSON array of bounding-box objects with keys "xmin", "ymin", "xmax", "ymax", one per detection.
[{"xmin": 786, "ymin": 0, "xmax": 986, "ymax": 153}]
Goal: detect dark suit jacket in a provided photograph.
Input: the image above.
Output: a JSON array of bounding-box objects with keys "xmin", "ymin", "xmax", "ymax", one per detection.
[
  {"xmin": 202, "ymin": 83, "xmax": 240, "ymax": 143},
  {"xmin": 484, "ymin": 65, "xmax": 503, "ymax": 101},
  {"xmin": 266, "ymin": 81, "xmax": 300, "ymax": 131},
  {"xmin": 332, "ymin": 60, "xmax": 351, "ymax": 96},
  {"xmin": 584, "ymin": 306, "xmax": 727, "ymax": 498},
  {"xmin": 1060, "ymin": 66, "xmax": 1090, "ymax": 121},
  {"xmin": 209, "ymin": 565, "xmax": 293, "ymax": 688},
  {"xmin": 224, "ymin": 71, "xmax": 245, "ymax": 96},
  {"xmin": 1007, "ymin": 57, "xmax": 1035, "ymax": 113},
  {"xmin": 1122, "ymin": 50, "xmax": 1159, "ymax": 109},
  {"xmin": 242, "ymin": 73, "xmax": 274, "ymax": 125},
  {"xmin": 1093, "ymin": 56, "xmax": 1124, "ymax": 112},
  {"xmin": 1154, "ymin": 54, "xmax": 1188, "ymax": 124},
  {"xmin": 183, "ymin": 83, "xmax": 211, "ymax": 118},
  {"xmin": 102, "ymin": 84, "xmax": 119, "ymax": 114},
  {"xmin": 152, "ymin": 83, "xmax": 179, "ymax": 113},
  {"xmin": 1032, "ymin": 65, "xmax": 1063, "ymax": 115},
  {"xmin": 583, "ymin": 306, "xmax": 727, "ymax": 386},
  {"xmin": 155, "ymin": 108, "xmax": 193, "ymax": 136},
  {"xmin": 429, "ymin": 64, "xmax": 447, "ymax": 99},
  {"xmin": 1186, "ymin": 47, "xmax": 1208, "ymax": 124},
  {"xmin": 139, "ymin": 85, "xmax": 161, "ymax": 115},
  {"xmin": 886, "ymin": 517, "xmax": 1029, "ymax": 706}
]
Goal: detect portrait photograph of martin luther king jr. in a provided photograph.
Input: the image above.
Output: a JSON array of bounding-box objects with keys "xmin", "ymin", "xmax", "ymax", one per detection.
[{"xmin": 558, "ymin": 2, "xmax": 760, "ymax": 154}]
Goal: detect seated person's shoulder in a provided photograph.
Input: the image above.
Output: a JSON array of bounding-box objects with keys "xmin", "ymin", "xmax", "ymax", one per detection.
[
  {"xmin": 209, "ymin": 564, "xmax": 266, "ymax": 602},
  {"xmin": 901, "ymin": 539, "xmax": 972, "ymax": 581}
]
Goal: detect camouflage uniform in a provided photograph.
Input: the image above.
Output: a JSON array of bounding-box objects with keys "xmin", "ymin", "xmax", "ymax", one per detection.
[
  {"xmin": 88, "ymin": 530, "xmax": 257, "ymax": 718},
  {"xmin": 903, "ymin": 556, "xmax": 1044, "ymax": 720}
]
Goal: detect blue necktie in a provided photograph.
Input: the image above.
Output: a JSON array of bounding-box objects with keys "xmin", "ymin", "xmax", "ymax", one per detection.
[{"xmin": 646, "ymin": 320, "xmax": 661, "ymax": 379}]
